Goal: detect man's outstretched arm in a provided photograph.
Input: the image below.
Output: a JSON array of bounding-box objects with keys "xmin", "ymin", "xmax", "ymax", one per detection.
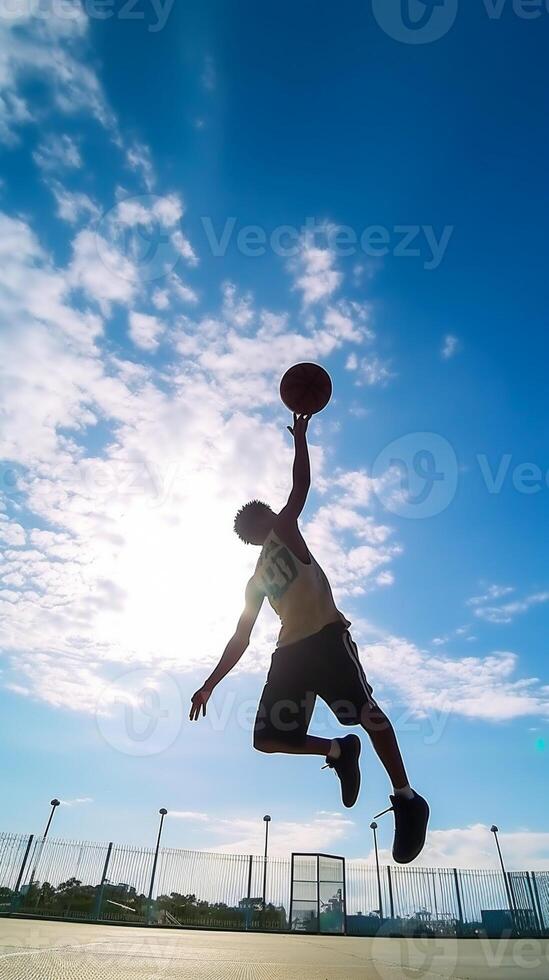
[
  {"xmin": 279, "ymin": 413, "xmax": 311, "ymax": 520},
  {"xmin": 189, "ymin": 578, "xmax": 264, "ymax": 720}
]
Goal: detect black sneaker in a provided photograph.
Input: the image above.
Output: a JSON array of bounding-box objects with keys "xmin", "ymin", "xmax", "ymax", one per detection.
[
  {"xmin": 391, "ymin": 791, "xmax": 430, "ymax": 864},
  {"xmin": 322, "ymin": 735, "xmax": 361, "ymax": 808}
]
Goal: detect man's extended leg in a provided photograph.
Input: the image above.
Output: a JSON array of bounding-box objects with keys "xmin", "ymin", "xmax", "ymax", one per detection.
[
  {"xmin": 324, "ymin": 626, "xmax": 430, "ymax": 863},
  {"xmin": 359, "ymin": 704, "xmax": 409, "ymax": 792}
]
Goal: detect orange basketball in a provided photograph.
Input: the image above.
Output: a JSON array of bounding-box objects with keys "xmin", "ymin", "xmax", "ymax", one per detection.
[{"xmin": 279, "ymin": 362, "xmax": 333, "ymax": 415}]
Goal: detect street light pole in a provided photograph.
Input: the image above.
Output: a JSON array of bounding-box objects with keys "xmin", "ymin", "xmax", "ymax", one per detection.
[
  {"xmin": 491, "ymin": 825, "xmax": 515, "ymax": 917},
  {"xmin": 370, "ymin": 821, "xmax": 383, "ymax": 921},
  {"xmin": 262, "ymin": 815, "xmax": 271, "ymax": 911},
  {"xmin": 43, "ymin": 799, "xmax": 61, "ymax": 838},
  {"xmin": 28, "ymin": 799, "xmax": 61, "ymax": 898},
  {"xmin": 147, "ymin": 808, "xmax": 168, "ymax": 924}
]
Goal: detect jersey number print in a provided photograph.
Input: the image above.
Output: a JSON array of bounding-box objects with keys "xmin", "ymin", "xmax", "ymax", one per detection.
[{"xmin": 260, "ymin": 540, "xmax": 298, "ymax": 602}]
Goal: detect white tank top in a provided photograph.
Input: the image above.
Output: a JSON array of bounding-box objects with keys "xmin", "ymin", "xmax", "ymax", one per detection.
[{"xmin": 252, "ymin": 527, "xmax": 351, "ymax": 647}]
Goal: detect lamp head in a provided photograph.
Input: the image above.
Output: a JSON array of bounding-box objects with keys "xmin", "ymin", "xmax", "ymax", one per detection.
[
  {"xmin": 263, "ymin": 815, "xmax": 271, "ymax": 823},
  {"xmin": 370, "ymin": 821, "xmax": 378, "ymax": 830},
  {"xmin": 159, "ymin": 808, "xmax": 168, "ymax": 816},
  {"xmin": 50, "ymin": 799, "xmax": 60, "ymax": 807},
  {"xmin": 490, "ymin": 825, "xmax": 499, "ymax": 834}
]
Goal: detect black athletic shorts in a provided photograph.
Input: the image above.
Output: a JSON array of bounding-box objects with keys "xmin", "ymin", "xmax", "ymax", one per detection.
[{"xmin": 253, "ymin": 620, "xmax": 380, "ymax": 749}]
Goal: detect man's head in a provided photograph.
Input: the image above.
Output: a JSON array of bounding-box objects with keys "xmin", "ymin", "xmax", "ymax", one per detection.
[{"xmin": 233, "ymin": 499, "xmax": 275, "ymax": 545}]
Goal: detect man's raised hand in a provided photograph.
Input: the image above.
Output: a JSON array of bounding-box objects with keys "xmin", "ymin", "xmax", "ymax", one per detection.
[
  {"xmin": 287, "ymin": 413, "xmax": 311, "ymax": 439},
  {"xmin": 189, "ymin": 685, "xmax": 212, "ymax": 721}
]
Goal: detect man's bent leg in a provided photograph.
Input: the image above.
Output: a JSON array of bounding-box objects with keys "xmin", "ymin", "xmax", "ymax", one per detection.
[{"xmin": 253, "ymin": 733, "xmax": 331, "ymax": 755}]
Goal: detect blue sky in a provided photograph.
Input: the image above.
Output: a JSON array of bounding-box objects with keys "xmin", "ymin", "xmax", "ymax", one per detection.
[{"xmin": 0, "ymin": 0, "xmax": 548, "ymax": 870}]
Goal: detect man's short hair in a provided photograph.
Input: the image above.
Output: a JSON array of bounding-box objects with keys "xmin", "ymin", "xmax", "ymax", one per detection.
[{"xmin": 233, "ymin": 499, "xmax": 271, "ymax": 543}]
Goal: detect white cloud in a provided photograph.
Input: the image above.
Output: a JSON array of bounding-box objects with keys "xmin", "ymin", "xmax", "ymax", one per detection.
[
  {"xmin": 323, "ymin": 301, "xmax": 372, "ymax": 343},
  {"xmin": 362, "ymin": 630, "xmax": 549, "ymax": 721},
  {"xmin": 468, "ymin": 585, "xmax": 515, "ymax": 606},
  {"xmin": 128, "ymin": 311, "xmax": 164, "ymax": 351},
  {"xmin": 125, "ymin": 140, "xmax": 155, "ymax": 191},
  {"xmin": 468, "ymin": 584, "xmax": 549, "ymax": 624},
  {"xmin": 441, "ymin": 334, "xmax": 459, "ymax": 360},
  {"xmin": 373, "ymin": 824, "xmax": 549, "ymax": 871},
  {"xmin": 174, "ymin": 810, "xmax": 354, "ymax": 857},
  {"xmin": 47, "ymin": 179, "xmax": 100, "ymax": 224},
  {"xmin": 170, "ymin": 811, "xmax": 211, "ymax": 822},
  {"xmin": 348, "ymin": 355, "xmax": 395, "ymax": 387},
  {"xmin": 290, "ymin": 237, "xmax": 343, "ymax": 305},
  {"xmin": 33, "ymin": 133, "xmax": 82, "ymax": 171},
  {"xmin": 60, "ymin": 796, "xmax": 93, "ymax": 806},
  {"xmin": 0, "ymin": 8, "xmax": 115, "ymax": 145},
  {"xmin": 152, "ymin": 288, "xmax": 170, "ymax": 311},
  {"xmin": 69, "ymin": 227, "xmax": 138, "ymax": 312},
  {"xmin": 222, "ymin": 281, "xmax": 254, "ymax": 329},
  {"xmin": 0, "ymin": 516, "xmax": 26, "ymax": 546},
  {"xmin": 201, "ymin": 55, "xmax": 216, "ymax": 92}
]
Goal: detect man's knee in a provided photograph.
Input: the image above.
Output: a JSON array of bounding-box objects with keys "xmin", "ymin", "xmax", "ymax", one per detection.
[
  {"xmin": 253, "ymin": 731, "xmax": 279, "ymax": 754},
  {"xmin": 253, "ymin": 729, "xmax": 306, "ymax": 753}
]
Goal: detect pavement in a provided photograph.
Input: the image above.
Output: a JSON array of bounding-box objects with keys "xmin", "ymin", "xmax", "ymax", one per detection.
[{"xmin": 1, "ymin": 918, "xmax": 548, "ymax": 979}]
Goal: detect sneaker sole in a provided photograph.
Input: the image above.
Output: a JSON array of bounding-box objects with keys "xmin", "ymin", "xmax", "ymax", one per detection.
[
  {"xmin": 342, "ymin": 734, "xmax": 361, "ymax": 808},
  {"xmin": 392, "ymin": 800, "xmax": 430, "ymax": 864}
]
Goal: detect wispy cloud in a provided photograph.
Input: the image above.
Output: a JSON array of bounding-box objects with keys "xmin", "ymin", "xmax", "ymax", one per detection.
[
  {"xmin": 361, "ymin": 626, "xmax": 549, "ymax": 722},
  {"xmin": 201, "ymin": 55, "xmax": 216, "ymax": 92},
  {"xmin": 346, "ymin": 352, "xmax": 395, "ymax": 387},
  {"xmin": 169, "ymin": 810, "xmax": 354, "ymax": 857},
  {"xmin": 371, "ymin": 824, "xmax": 549, "ymax": 871},
  {"xmin": 128, "ymin": 311, "xmax": 165, "ymax": 352},
  {"xmin": 289, "ymin": 235, "xmax": 343, "ymax": 305},
  {"xmin": 0, "ymin": 9, "xmax": 116, "ymax": 145},
  {"xmin": 441, "ymin": 333, "xmax": 459, "ymax": 360},
  {"xmin": 468, "ymin": 584, "xmax": 549, "ymax": 624},
  {"xmin": 33, "ymin": 133, "xmax": 82, "ymax": 171}
]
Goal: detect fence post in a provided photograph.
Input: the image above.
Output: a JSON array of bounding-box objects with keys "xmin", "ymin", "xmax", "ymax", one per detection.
[
  {"xmin": 94, "ymin": 843, "xmax": 113, "ymax": 921},
  {"xmin": 289, "ymin": 853, "xmax": 295, "ymax": 932},
  {"xmin": 453, "ymin": 868, "xmax": 464, "ymax": 935},
  {"xmin": 528, "ymin": 872, "xmax": 544, "ymax": 936},
  {"xmin": 386, "ymin": 865, "xmax": 395, "ymax": 919},
  {"xmin": 245, "ymin": 855, "xmax": 253, "ymax": 931},
  {"xmin": 11, "ymin": 835, "xmax": 34, "ymax": 912},
  {"xmin": 316, "ymin": 854, "xmax": 320, "ymax": 934}
]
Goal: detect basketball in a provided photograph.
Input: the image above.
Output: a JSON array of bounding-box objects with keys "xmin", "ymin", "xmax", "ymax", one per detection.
[{"xmin": 279, "ymin": 362, "xmax": 333, "ymax": 415}]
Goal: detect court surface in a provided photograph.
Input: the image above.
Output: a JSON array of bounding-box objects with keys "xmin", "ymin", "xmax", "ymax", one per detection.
[{"xmin": 1, "ymin": 918, "xmax": 548, "ymax": 979}]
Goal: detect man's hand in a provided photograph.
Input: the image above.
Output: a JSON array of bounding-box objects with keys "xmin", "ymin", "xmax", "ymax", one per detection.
[
  {"xmin": 287, "ymin": 412, "xmax": 311, "ymax": 439},
  {"xmin": 189, "ymin": 685, "xmax": 212, "ymax": 721}
]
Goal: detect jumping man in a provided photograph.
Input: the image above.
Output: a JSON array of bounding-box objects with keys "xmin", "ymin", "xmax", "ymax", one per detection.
[{"xmin": 190, "ymin": 414, "xmax": 429, "ymax": 863}]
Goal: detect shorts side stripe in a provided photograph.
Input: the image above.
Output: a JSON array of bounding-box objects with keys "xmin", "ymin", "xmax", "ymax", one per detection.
[{"xmin": 342, "ymin": 630, "xmax": 376, "ymax": 708}]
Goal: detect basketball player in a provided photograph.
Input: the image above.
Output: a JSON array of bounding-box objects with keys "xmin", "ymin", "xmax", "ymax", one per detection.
[{"xmin": 190, "ymin": 414, "xmax": 429, "ymax": 863}]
